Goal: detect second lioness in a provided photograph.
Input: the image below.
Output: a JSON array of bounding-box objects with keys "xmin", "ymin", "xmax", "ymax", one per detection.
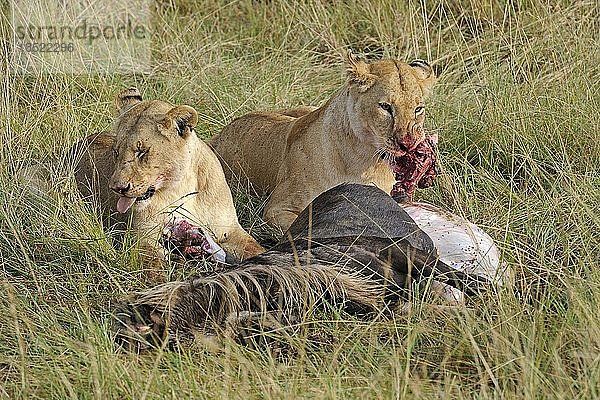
[
  {"xmin": 73, "ymin": 88, "xmax": 264, "ymax": 268},
  {"xmin": 210, "ymin": 53, "xmax": 436, "ymax": 231}
]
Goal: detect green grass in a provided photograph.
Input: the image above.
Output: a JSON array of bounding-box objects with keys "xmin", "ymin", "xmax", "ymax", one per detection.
[{"xmin": 2, "ymin": 0, "xmax": 600, "ymax": 398}]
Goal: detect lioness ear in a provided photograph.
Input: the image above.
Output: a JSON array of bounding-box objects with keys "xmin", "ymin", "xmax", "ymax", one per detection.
[
  {"xmin": 409, "ymin": 59, "xmax": 436, "ymax": 97},
  {"xmin": 164, "ymin": 105, "xmax": 198, "ymax": 138},
  {"xmin": 115, "ymin": 87, "xmax": 143, "ymax": 115},
  {"xmin": 346, "ymin": 50, "xmax": 376, "ymax": 92}
]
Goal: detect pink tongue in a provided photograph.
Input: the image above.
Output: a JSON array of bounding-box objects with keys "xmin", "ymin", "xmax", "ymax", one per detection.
[{"xmin": 116, "ymin": 197, "xmax": 136, "ymax": 213}]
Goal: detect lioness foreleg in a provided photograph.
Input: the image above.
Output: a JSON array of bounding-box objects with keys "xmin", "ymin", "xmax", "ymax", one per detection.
[{"xmin": 221, "ymin": 229, "xmax": 265, "ymax": 261}]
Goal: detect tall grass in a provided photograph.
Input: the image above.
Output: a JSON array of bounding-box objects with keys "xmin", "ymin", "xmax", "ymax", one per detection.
[{"xmin": 1, "ymin": 0, "xmax": 600, "ymax": 398}]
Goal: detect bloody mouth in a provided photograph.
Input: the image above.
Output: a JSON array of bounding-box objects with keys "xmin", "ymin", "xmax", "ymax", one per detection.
[{"xmin": 388, "ymin": 134, "xmax": 438, "ymax": 202}]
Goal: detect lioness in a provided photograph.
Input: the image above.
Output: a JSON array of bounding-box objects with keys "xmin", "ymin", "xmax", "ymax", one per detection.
[
  {"xmin": 210, "ymin": 52, "xmax": 436, "ymax": 231},
  {"xmin": 72, "ymin": 88, "xmax": 264, "ymax": 270}
]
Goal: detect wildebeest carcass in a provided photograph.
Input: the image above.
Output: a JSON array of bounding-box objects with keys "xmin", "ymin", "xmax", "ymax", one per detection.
[{"xmin": 113, "ymin": 183, "xmax": 498, "ymax": 350}]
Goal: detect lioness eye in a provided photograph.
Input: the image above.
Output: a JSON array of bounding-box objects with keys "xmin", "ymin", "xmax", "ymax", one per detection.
[
  {"xmin": 415, "ymin": 106, "xmax": 425, "ymax": 116},
  {"xmin": 135, "ymin": 148, "xmax": 148, "ymax": 160},
  {"xmin": 379, "ymin": 102, "xmax": 393, "ymax": 115}
]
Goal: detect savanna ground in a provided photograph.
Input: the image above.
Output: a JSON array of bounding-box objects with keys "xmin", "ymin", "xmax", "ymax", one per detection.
[{"xmin": 1, "ymin": 0, "xmax": 600, "ymax": 398}]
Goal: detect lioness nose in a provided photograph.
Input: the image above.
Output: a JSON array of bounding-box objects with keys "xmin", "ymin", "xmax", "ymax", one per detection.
[
  {"xmin": 396, "ymin": 134, "xmax": 421, "ymax": 152},
  {"xmin": 111, "ymin": 182, "xmax": 131, "ymax": 195}
]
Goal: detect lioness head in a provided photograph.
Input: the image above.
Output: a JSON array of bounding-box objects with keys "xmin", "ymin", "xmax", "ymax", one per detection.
[
  {"xmin": 109, "ymin": 88, "xmax": 199, "ymax": 213},
  {"xmin": 345, "ymin": 52, "xmax": 436, "ymax": 155}
]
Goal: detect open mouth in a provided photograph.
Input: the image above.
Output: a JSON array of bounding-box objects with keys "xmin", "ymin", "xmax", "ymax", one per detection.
[
  {"xmin": 116, "ymin": 186, "xmax": 156, "ymax": 213},
  {"xmin": 136, "ymin": 186, "xmax": 156, "ymax": 202},
  {"xmin": 381, "ymin": 138, "xmax": 423, "ymax": 159},
  {"xmin": 381, "ymin": 147, "xmax": 407, "ymax": 158}
]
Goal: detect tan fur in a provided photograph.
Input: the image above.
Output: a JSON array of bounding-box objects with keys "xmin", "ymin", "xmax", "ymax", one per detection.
[
  {"xmin": 210, "ymin": 53, "xmax": 436, "ymax": 231},
  {"xmin": 73, "ymin": 89, "xmax": 264, "ymax": 270}
]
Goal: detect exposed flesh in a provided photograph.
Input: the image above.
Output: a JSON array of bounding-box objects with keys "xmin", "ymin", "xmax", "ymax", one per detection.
[
  {"xmin": 162, "ymin": 220, "xmax": 226, "ymax": 263},
  {"xmin": 389, "ymin": 134, "xmax": 438, "ymax": 201}
]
